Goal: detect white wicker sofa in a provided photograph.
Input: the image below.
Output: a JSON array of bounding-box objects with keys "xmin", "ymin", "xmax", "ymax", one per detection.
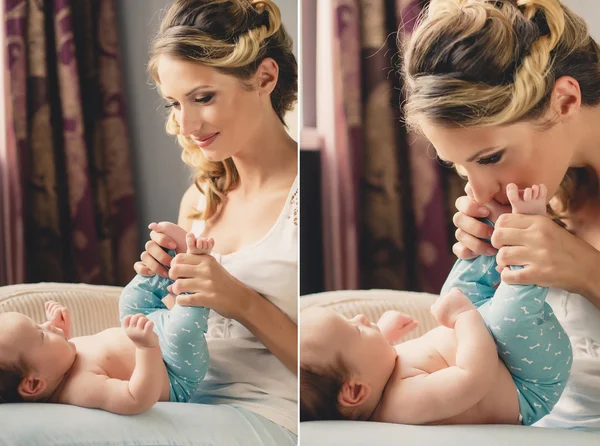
[{"xmin": 299, "ymin": 289, "xmax": 600, "ymax": 446}]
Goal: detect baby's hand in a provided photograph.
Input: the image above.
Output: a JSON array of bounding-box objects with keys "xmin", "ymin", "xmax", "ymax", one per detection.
[
  {"xmin": 45, "ymin": 301, "xmax": 72, "ymax": 339},
  {"xmin": 147, "ymin": 222, "xmax": 188, "ymax": 254},
  {"xmin": 377, "ymin": 311, "xmax": 418, "ymax": 344},
  {"xmin": 123, "ymin": 314, "xmax": 159, "ymax": 349},
  {"xmin": 430, "ymin": 288, "xmax": 476, "ymax": 329}
]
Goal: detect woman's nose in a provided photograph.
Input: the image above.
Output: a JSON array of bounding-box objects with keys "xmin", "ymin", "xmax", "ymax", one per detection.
[
  {"xmin": 178, "ymin": 108, "xmax": 200, "ymax": 137},
  {"xmin": 468, "ymin": 180, "xmax": 498, "ymax": 205}
]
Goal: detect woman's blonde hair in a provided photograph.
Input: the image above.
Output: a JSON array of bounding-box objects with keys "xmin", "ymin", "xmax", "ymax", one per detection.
[
  {"xmin": 148, "ymin": 0, "xmax": 297, "ymax": 220},
  {"xmin": 402, "ymin": 0, "xmax": 600, "ymax": 217}
]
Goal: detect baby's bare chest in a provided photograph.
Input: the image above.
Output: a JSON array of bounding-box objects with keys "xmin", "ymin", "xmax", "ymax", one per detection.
[
  {"xmin": 395, "ymin": 327, "xmax": 457, "ymax": 376},
  {"xmin": 72, "ymin": 328, "xmax": 137, "ymax": 379}
]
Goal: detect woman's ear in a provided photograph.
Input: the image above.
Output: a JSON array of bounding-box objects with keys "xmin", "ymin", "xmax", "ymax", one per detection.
[
  {"xmin": 18, "ymin": 376, "xmax": 47, "ymax": 400},
  {"xmin": 337, "ymin": 379, "xmax": 371, "ymax": 409},
  {"xmin": 255, "ymin": 57, "xmax": 279, "ymax": 95},
  {"xmin": 551, "ymin": 76, "xmax": 581, "ymax": 122}
]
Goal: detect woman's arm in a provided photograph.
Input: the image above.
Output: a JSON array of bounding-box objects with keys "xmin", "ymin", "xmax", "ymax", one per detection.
[
  {"xmin": 178, "ymin": 184, "xmax": 201, "ymax": 232},
  {"xmin": 492, "ymin": 213, "xmax": 600, "ymax": 310},
  {"xmin": 238, "ymin": 288, "xmax": 298, "ymax": 374}
]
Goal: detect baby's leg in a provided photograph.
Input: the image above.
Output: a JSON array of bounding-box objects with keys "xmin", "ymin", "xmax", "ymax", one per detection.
[
  {"xmin": 484, "ymin": 280, "xmax": 571, "ymax": 424},
  {"xmin": 152, "ymin": 235, "xmax": 213, "ymax": 402},
  {"xmin": 119, "ymin": 249, "xmax": 175, "ymax": 320},
  {"xmin": 440, "ymin": 218, "xmax": 500, "ymax": 308},
  {"xmin": 483, "ymin": 184, "xmax": 571, "ymax": 425}
]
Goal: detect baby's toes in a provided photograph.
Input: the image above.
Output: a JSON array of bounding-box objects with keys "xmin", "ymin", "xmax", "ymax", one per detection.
[
  {"xmin": 206, "ymin": 238, "xmax": 215, "ymax": 251},
  {"xmin": 524, "ymin": 187, "xmax": 532, "ymax": 202},
  {"xmin": 539, "ymin": 184, "xmax": 547, "ymax": 200},
  {"xmin": 531, "ymin": 184, "xmax": 540, "ymax": 200},
  {"xmin": 506, "ymin": 183, "xmax": 520, "ymax": 205},
  {"xmin": 186, "ymin": 232, "xmax": 196, "ymax": 248}
]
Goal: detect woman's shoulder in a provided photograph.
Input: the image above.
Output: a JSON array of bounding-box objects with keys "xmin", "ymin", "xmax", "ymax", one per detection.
[{"xmin": 178, "ymin": 183, "xmax": 204, "ymax": 231}]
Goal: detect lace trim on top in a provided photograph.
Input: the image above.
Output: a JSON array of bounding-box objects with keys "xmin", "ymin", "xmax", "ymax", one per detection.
[{"xmin": 287, "ymin": 188, "xmax": 298, "ymax": 225}]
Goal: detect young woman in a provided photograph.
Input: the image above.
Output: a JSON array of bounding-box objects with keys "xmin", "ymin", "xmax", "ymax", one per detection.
[
  {"xmin": 135, "ymin": 0, "xmax": 298, "ymax": 443},
  {"xmin": 402, "ymin": 0, "xmax": 600, "ymax": 428}
]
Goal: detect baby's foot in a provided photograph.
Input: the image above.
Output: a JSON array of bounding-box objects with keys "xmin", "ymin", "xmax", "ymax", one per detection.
[
  {"xmin": 506, "ymin": 183, "xmax": 547, "ymax": 215},
  {"xmin": 466, "ymin": 182, "xmax": 509, "ymax": 224},
  {"xmin": 186, "ymin": 233, "xmax": 214, "ymax": 255},
  {"xmin": 430, "ymin": 288, "xmax": 476, "ymax": 329},
  {"xmin": 482, "ymin": 199, "xmax": 511, "ymax": 224}
]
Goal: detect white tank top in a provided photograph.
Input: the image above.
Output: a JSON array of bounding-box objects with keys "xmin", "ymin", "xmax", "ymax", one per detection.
[
  {"xmin": 534, "ymin": 287, "xmax": 600, "ymax": 429},
  {"xmin": 189, "ymin": 177, "xmax": 298, "ymax": 434}
]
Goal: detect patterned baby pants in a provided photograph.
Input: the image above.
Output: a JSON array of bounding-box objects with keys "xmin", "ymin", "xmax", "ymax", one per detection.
[
  {"xmin": 440, "ymin": 219, "xmax": 572, "ymax": 425},
  {"xmin": 119, "ymin": 249, "xmax": 209, "ymax": 402}
]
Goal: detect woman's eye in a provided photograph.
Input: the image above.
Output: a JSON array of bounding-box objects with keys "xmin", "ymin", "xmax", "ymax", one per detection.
[
  {"xmin": 164, "ymin": 102, "xmax": 180, "ymax": 110},
  {"xmin": 437, "ymin": 157, "xmax": 454, "ymax": 168},
  {"xmin": 477, "ymin": 152, "xmax": 503, "ymax": 165},
  {"xmin": 194, "ymin": 94, "xmax": 214, "ymax": 104}
]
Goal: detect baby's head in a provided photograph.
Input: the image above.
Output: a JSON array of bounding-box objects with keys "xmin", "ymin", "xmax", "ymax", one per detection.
[
  {"xmin": 0, "ymin": 313, "xmax": 76, "ymax": 403},
  {"xmin": 300, "ymin": 307, "xmax": 397, "ymax": 421}
]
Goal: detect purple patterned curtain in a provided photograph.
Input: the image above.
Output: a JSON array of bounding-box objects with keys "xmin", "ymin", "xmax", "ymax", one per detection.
[
  {"xmin": 354, "ymin": 0, "xmax": 466, "ymax": 293},
  {"xmin": 317, "ymin": 0, "xmax": 362, "ymax": 290},
  {"xmin": 2, "ymin": 0, "xmax": 138, "ymax": 286}
]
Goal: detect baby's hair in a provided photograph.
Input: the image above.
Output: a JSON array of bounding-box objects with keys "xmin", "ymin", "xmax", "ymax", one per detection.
[
  {"xmin": 402, "ymin": 0, "xmax": 600, "ymax": 217},
  {"xmin": 148, "ymin": 0, "xmax": 298, "ymax": 221},
  {"xmin": 300, "ymin": 357, "xmax": 352, "ymax": 422},
  {"xmin": 0, "ymin": 356, "xmax": 29, "ymax": 404}
]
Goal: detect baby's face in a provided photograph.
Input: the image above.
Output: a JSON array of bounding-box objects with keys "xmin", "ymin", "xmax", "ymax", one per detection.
[
  {"xmin": 301, "ymin": 308, "xmax": 397, "ymax": 387},
  {"xmin": 0, "ymin": 313, "xmax": 76, "ymax": 380}
]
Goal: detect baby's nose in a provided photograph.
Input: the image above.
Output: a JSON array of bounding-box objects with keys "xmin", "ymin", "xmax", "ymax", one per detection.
[
  {"xmin": 41, "ymin": 320, "xmax": 52, "ymax": 329},
  {"xmin": 354, "ymin": 314, "xmax": 369, "ymax": 325}
]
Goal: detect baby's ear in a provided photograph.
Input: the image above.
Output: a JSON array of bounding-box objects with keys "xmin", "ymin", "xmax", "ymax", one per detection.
[
  {"xmin": 337, "ymin": 379, "xmax": 370, "ymax": 408},
  {"xmin": 18, "ymin": 376, "xmax": 47, "ymax": 400}
]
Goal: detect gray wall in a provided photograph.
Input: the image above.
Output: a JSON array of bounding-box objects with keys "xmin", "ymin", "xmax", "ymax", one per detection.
[
  {"xmin": 115, "ymin": 0, "xmax": 298, "ymax": 251},
  {"xmin": 562, "ymin": 1, "xmax": 600, "ymax": 41},
  {"xmin": 301, "ymin": 0, "xmax": 316, "ymax": 128}
]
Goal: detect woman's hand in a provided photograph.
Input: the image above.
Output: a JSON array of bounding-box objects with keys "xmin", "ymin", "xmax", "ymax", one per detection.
[
  {"xmin": 133, "ymin": 222, "xmax": 186, "ymax": 278},
  {"xmin": 168, "ymin": 245, "xmax": 299, "ymax": 374},
  {"xmin": 492, "ymin": 213, "xmax": 600, "ymax": 298},
  {"xmin": 452, "ymin": 183, "xmax": 500, "ymax": 259},
  {"xmin": 168, "ymin": 253, "xmax": 254, "ymax": 321}
]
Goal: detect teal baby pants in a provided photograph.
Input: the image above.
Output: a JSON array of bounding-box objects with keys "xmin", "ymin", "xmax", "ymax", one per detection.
[
  {"xmin": 119, "ymin": 249, "xmax": 209, "ymax": 403},
  {"xmin": 441, "ymin": 220, "xmax": 572, "ymax": 425}
]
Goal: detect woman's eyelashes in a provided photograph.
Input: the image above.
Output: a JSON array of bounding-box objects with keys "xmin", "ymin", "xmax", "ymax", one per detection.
[
  {"xmin": 436, "ymin": 157, "xmax": 454, "ymax": 168},
  {"xmin": 164, "ymin": 94, "xmax": 215, "ymax": 110},
  {"xmin": 194, "ymin": 94, "xmax": 214, "ymax": 104},
  {"xmin": 477, "ymin": 150, "xmax": 504, "ymax": 165}
]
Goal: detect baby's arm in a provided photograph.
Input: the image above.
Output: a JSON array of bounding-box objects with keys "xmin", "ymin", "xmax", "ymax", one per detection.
[
  {"xmin": 377, "ymin": 311, "xmax": 418, "ymax": 344},
  {"xmin": 45, "ymin": 301, "xmax": 72, "ymax": 339},
  {"xmin": 65, "ymin": 314, "xmax": 164, "ymax": 414},
  {"xmin": 378, "ymin": 290, "xmax": 498, "ymax": 424}
]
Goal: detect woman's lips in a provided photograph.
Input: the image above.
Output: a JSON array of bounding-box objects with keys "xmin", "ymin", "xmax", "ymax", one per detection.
[{"xmin": 194, "ymin": 133, "xmax": 219, "ymax": 148}]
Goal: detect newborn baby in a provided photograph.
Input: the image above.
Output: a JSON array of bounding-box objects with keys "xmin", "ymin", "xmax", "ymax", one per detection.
[
  {"xmin": 0, "ymin": 231, "xmax": 212, "ymax": 414},
  {"xmin": 300, "ymin": 183, "xmax": 572, "ymax": 426}
]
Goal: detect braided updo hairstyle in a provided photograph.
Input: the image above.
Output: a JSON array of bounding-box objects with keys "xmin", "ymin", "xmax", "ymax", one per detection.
[
  {"xmin": 402, "ymin": 0, "xmax": 600, "ymax": 216},
  {"xmin": 148, "ymin": 0, "xmax": 297, "ymax": 220}
]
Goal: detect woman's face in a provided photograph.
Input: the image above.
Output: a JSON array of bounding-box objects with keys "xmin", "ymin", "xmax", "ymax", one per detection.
[
  {"xmin": 419, "ymin": 118, "xmax": 576, "ymax": 205},
  {"xmin": 156, "ymin": 55, "xmax": 267, "ymax": 162}
]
